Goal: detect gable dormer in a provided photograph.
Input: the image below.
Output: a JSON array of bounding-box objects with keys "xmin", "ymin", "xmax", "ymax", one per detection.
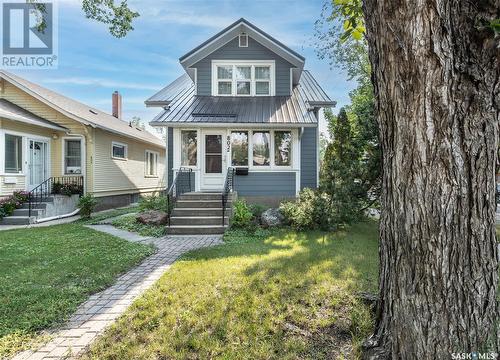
[{"xmin": 178, "ymin": 18, "xmax": 305, "ymax": 97}]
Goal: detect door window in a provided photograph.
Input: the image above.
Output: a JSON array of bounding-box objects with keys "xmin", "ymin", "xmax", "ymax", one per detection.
[{"xmin": 205, "ymin": 135, "xmax": 222, "ymax": 173}]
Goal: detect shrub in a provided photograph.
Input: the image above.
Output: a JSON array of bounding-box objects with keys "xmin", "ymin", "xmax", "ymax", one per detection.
[
  {"xmin": 0, "ymin": 207, "xmax": 6, "ymax": 220},
  {"xmin": 280, "ymin": 188, "xmax": 331, "ymax": 231},
  {"xmin": 78, "ymin": 194, "xmax": 97, "ymax": 219},
  {"xmin": 139, "ymin": 195, "xmax": 168, "ymax": 212},
  {"xmin": 231, "ymin": 199, "xmax": 254, "ymax": 229},
  {"xmin": 248, "ymin": 203, "xmax": 268, "ymax": 219}
]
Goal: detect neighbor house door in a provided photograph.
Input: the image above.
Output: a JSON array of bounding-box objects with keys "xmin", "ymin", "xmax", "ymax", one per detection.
[
  {"xmin": 201, "ymin": 130, "xmax": 226, "ymax": 191},
  {"xmin": 28, "ymin": 139, "xmax": 49, "ymax": 190}
]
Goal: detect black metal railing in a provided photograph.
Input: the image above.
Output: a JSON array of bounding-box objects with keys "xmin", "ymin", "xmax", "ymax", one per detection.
[
  {"xmin": 28, "ymin": 176, "xmax": 84, "ymax": 217},
  {"xmin": 222, "ymin": 167, "xmax": 235, "ymax": 226},
  {"xmin": 166, "ymin": 167, "xmax": 192, "ymax": 226}
]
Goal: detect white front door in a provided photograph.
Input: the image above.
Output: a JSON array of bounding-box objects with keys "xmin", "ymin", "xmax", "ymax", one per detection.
[
  {"xmin": 28, "ymin": 139, "xmax": 49, "ymax": 189},
  {"xmin": 201, "ymin": 130, "xmax": 226, "ymax": 191}
]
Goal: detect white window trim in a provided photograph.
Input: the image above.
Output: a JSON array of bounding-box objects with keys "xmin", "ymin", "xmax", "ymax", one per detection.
[
  {"xmin": 111, "ymin": 141, "xmax": 128, "ymax": 160},
  {"xmin": 61, "ymin": 137, "xmax": 84, "ymax": 175},
  {"xmin": 228, "ymin": 129, "xmax": 296, "ymax": 170},
  {"xmin": 145, "ymin": 150, "xmax": 159, "ymax": 178},
  {"xmin": 239, "ymin": 33, "xmax": 248, "ymax": 47},
  {"xmin": 211, "ymin": 60, "xmax": 275, "ymax": 97}
]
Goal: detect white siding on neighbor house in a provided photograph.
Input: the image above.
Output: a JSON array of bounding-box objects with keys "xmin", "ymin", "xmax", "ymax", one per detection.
[
  {"xmin": 0, "ymin": 82, "xmax": 93, "ymax": 194},
  {"xmin": 93, "ymin": 129, "xmax": 166, "ymax": 196}
]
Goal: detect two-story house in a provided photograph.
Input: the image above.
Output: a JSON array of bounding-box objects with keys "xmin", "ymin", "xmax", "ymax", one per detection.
[{"xmin": 147, "ymin": 18, "xmax": 335, "ymax": 210}]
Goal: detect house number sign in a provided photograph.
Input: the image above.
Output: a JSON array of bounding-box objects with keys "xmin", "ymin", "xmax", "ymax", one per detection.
[{"xmin": 226, "ymin": 136, "xmax": 231, "ymax": 152}]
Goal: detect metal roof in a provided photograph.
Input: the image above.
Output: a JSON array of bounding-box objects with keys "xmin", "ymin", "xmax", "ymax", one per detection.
[
  {"xmin": 0, "ymin": 99, "xmax": 68, "ymax": 131},
  {"xmin": 149, "ymin": 71, "xmax": 335, "ymax": 127},
  {"xmin": 0, "ymin": 71, "xmax": 165, "ymax": 147}
]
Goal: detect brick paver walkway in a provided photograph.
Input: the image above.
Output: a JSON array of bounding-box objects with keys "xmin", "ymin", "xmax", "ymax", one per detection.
[{"xmin": 14, "ymin": 225, "xmax": 223, "ymax": 360}]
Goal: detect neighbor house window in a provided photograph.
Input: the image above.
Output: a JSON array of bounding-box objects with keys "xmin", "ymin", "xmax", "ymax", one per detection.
[
  {"xmin": 145, "ymin": 150, "xmax": 159, "ymax": 176},
  {"xmin": 5, "ymin": 134, "xmax": 22, "ymax": 173},
  {"xmin": 181, "ymin": 130, "xmax": 197, "ymax": 166},
  {"xmin": 213, "ymin": 62, "xmax": 274, "ymax": 96},
  {"xmin": 112, "ymin": 142, "xmax": 127, "ymax": 159},
  {"xmin": 274, "ymin": 131, "xmax": 292, "ymax": 166},
  {"xmin": 252, "ymin": 131, "xmax": 270, "ymax": 166},
  {"xmin": 64, "ymin": 139, "xmax": 82, "ymax": 174},
  {"xmin": 231, "ymin": 131, "xmax": 248, "ymax": 166}
]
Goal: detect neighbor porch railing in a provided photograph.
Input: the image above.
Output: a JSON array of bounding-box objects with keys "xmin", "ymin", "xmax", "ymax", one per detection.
[
  {"xmin": 166, "ymin": 167, "xmax": 192, "ymax": 226},
  {"xmin": 222, "ymin": 167, "xmax": 235, "ymax": 226},
  {"xmin": 28, "ymin": 176, "xmax": 84, "ymax": 217}
]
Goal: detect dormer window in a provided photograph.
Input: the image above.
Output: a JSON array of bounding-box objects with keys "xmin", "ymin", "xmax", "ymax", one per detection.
[
  {"xmin": 239, "ymin": 33, "xmax": 248, "ymax": 47},
  {"xmin": 212, "ymin": 61, "xmax": 275, "ymax": 96}
]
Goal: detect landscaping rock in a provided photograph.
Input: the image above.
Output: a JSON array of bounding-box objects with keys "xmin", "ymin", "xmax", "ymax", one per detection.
[
  {"xmin": 136, "ymin": 210, "xmax": 168, "ymax": 226},
  {"xmin": 260, "ymin": 208, "xmax": 284, "ymax": 228}
]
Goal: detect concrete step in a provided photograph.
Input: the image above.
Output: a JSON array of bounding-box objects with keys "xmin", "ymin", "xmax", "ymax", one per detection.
[
  {"xmin": 176, "ymin": 200, "xmax": 229, "ymax": 208},
  {"xmin": 170, "ymin": 216, "xmax": 228, "ymax": 226},
  {"xmin": 166, "ymin": 225, "xmax": 227, "ymax": 235},
  {"xmin": 0, "ymin": 216, "xmax": 33, "ymax": 225},
  {"xmin": 12, "ymin": 208, "xmax": 44, "ymax": 217},
  {"xmin": 179, "ymin": 192, "xmax": 223, "ymax": 201},
  {"xmin": 20, "ymin": 202, "xmax": 48, "ymax": 210},
  {"xmin": 171, "ymin": 208, "xmax": 227, "ymax": 217}
]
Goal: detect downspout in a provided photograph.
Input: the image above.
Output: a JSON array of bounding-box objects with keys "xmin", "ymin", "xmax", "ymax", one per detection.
[{"xmin": 35, "ymin": 208, "xmax": 80, "ymax": 223}]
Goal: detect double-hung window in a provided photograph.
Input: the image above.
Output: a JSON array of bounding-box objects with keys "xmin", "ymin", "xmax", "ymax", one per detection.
[
  {"xmin": 145, "ymin": 150, "xmax": 159, "ymax": 177},
  {"xmin": 64, "ymin": 139, "xmax": 82, "ymax": 174},
  {"xmin": 5, "ymin": 134, "xmax": 22, "ymax": 173},
  {"xmin": 213, "ymin": 62, "xmax": 274, "ymax": 96}
]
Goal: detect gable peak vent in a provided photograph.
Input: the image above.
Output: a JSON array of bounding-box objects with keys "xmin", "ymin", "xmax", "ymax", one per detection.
[{"xmin": 239, "ymin": 32, "xmax": 248, "ymax": 47}]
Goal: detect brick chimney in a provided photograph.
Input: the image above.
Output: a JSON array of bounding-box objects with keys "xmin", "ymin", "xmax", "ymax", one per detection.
[{"xmin": 112, "ymin": 91, "xmax": 122, "ymax": 119}]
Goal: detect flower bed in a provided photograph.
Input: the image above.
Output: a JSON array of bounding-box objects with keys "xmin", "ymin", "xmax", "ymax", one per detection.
[{"xmin": 0, "ymin": 191, "xmax": 29, "ymax": 220}]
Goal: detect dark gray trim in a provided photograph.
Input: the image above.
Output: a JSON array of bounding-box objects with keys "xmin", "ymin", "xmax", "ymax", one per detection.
[{"xmin": 300, "ymin": 127, "xmax": 317, "ymax": 189}]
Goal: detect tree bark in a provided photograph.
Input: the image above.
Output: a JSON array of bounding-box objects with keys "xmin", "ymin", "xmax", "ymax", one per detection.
[{"xmin": 362, "ymin": 1, "xmax": 500, "ymax": 358}]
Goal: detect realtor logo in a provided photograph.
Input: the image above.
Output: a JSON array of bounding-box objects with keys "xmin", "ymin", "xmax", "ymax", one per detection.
[{"xmin": 1, "ymin": 1, "xmax": 58, "ymax": 68}]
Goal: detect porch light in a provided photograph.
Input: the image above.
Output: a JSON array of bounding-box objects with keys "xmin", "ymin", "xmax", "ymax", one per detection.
[{"xmin": 52, "ymin": 133, "xmax": 59, "ymax": 140}]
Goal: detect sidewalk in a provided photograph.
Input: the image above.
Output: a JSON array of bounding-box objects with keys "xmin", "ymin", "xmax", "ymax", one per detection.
[{"xmin": 13, "ymin": 225, "xmax": 223, "ymax": 360}]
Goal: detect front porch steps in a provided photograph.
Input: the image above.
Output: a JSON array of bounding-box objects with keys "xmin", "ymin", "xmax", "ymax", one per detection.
[
  {"xmin": 0, "ymin": 197, "xmax": 53, "ymax": 225},
  {"xmin": 167, "ymin": 192, "xmax": 232, "ymax": 235}
]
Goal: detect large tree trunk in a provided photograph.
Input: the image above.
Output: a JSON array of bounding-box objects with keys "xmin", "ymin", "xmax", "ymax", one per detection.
[{"xmin": 362, "ymin": 1, "xmax": 500, "ymax": 358}]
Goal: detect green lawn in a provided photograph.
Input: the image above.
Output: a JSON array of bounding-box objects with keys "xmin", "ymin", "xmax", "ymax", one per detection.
[
  {"xmin": 0, "ymin": 223, "xmax": 155, "ymax": 358},
  {"xmin": 83, "ymin": 221, "xmax": 379, "ymax": 360}
]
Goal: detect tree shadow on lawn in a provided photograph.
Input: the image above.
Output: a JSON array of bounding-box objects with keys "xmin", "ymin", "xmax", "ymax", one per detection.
[{"xmin": 178, "ymin": 221, "xmax": 379, "ymax": 358}]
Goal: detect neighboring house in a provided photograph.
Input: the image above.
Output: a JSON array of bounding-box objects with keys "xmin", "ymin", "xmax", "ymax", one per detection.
[
  {"xmin": 0, "ymin": 71, "xmax": 166, "ymax": 211},
  {"xmin": 146, "ymin": 18, "xmax": 335, "ymax": 205}
]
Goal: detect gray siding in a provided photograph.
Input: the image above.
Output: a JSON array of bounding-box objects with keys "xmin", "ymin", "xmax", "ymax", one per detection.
[
  {"xmin": 234, "ymin": 172, "xmax": 296, "ymax": 196},
  {"xmin": 193, "ymin": 36, "xmax": 293, "ymax": 96},
  {"xmin": 300, "ymin": 127, "xmax": 318, "ymax": 189}
]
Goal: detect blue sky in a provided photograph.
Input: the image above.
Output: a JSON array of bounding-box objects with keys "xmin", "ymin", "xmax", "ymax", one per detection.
[{"xmin": 11, "ymin": 0, "xmax": 356, "ymax": 136}]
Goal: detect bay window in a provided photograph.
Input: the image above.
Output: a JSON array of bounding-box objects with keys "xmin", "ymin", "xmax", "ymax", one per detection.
[
  {"xmin": 181, "ymin": 130, "xmax": 197, "ymax": 166},
  {"xmin": 5, "ymin": 134, "xmax": 22, "ymax": 173},
  {"xmin": 213, "ymin": 62, "xmax": 274, "ymax": 96}
]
